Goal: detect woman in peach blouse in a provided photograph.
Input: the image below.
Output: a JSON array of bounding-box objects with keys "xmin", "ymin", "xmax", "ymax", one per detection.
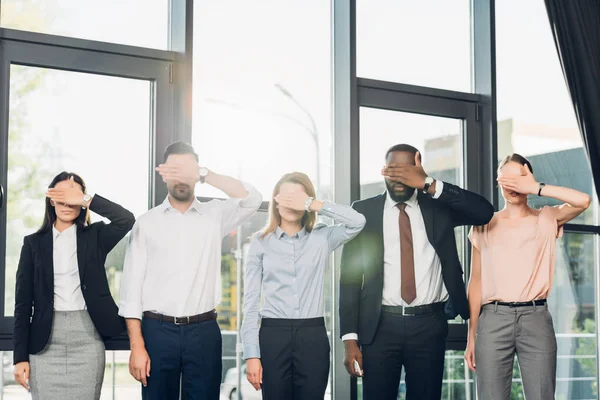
[{"xmin": 465, "ymin": 153, "xmax": 590, "ymax": 400}]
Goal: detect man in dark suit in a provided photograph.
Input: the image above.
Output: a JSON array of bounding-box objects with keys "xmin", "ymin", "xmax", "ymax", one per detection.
[{"xmin": 340, "ymin": 144, "xmax": 494, "ymax": 400}]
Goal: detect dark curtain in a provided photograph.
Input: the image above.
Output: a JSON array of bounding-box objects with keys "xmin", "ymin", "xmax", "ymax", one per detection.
[{"xmin": 544, "ymin": 0, "xmax": 600, "ymax": 199}]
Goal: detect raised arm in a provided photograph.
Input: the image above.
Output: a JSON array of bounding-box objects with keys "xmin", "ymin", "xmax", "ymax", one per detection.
[
  {"xmin": 88, "ymin": 195, "xmax": 135, "ymax": 253},
  {"xmin": 314, "ymin": 201, "xmax": 366, "ymax": 251},
  {"xmin": 497, "ymin": 164, "xmax": 591, "ymax": 227},
  {"xmin": 434, "ymin": 182, "xmax": 495, "ymax": 227},
  {"xmin": 213, "ymin": 180, "xmax": 263, "ymax": 236},
  {"xmin": 274, "ymin": 191, "xmax": 367, "ymax": 252},
  {"xmin": 46, "ymin": 182, "xmax": 135, "ymax": 253},
  {"xmin": 240, "ymin": 237, "xmax": 264, "ymax": 391},
  {"xmin": 381, "ymin": 151, "xmax": 493, "ymax": 227}
]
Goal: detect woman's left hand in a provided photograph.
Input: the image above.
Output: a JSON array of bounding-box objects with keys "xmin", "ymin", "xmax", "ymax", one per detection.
[
  {"xmin": 46, "ymin": 177, "xmax": 85, "ymax": 206},
  {"xmin": 275, "ymin": 191, "xmax": 311, "ymax": 212},
  {"xmin": 497, "ymin": 164, "xmax": 539, "ymax": 195}
]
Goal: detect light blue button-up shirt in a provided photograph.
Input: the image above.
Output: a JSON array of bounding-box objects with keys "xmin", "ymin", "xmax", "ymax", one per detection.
[{"xmin": 241, "ymin": 201, "xmax": 366, "ymax": 359}]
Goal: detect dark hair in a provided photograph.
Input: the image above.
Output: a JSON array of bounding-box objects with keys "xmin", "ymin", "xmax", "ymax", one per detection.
[
  {"xmin": 37, "ymin": 172, "xmax": 91, "ymax": 234},
  {"xmin": 385, "ymin": 143, "xmax": 421, "ymax": 162},
  {"xmin": 498, "ymin": 153, "xmax": 533, "ymax": 173},
  {"xmin": 164, "ymin": 141, "xmax": 199, "ymax": 163}
]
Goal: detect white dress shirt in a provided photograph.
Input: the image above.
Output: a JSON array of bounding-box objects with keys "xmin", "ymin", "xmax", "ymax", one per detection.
[
  {"xmin": 53, "ymin": 224, "xmax": 86, "ymax": 311},
  {"xmin": 342, "ymin": 182, "xmax": 448, "ymax": 342},
  {"xmin": 118, "ymin": 183, "xmax": 262, "ymax": 319}
]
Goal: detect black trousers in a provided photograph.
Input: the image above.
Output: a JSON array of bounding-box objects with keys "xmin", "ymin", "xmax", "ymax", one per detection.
[
  {"xmin": 259, "ymin": 317, "xmax": 330, "ymax": 400},
  {"xmin": 362, "ymin": 309, "xmax": 448, "ymax": 400}
]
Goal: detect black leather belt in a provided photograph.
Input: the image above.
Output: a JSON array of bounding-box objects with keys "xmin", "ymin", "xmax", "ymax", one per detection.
[
  {"xmin": 382, "ymin": 302, "xmax": 445, "ymax": 316},
  {"xmin": 143, "ymin": 310, "xmax": 217, "ymax": 325},
  {"xmin": 487, "ymin": 299, "xmax": 547, "ymax": 308}
]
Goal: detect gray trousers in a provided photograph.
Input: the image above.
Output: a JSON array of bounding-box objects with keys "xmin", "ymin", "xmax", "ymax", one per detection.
[
  {"xmin": 475, "ymin": 302, "xmax": 557, "ymax": 400},
  {"xmin": 30, "ymin": 310, "xmax": 105, "ymax": 400}
]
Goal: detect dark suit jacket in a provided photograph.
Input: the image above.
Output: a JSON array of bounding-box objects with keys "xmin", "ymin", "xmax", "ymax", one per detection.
[
  {"xmin": 13, "ymin": 194, "xmax": 135, "ymax": 364},
  {"xmin": 339, "ymin": 182, "xmax": 494, "ymax": 345}
]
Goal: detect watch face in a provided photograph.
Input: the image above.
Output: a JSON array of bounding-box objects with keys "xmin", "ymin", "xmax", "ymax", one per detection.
[{"xmin": 199, "ymin": 167, "xmax": 209, "ymax": 177}]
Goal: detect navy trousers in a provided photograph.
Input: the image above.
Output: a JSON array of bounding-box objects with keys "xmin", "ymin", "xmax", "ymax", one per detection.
[{"xmin": 141, "ymin": 317, "xmax": 222, "ymax": 400}]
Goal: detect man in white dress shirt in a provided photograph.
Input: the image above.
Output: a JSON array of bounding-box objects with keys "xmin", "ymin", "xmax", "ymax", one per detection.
[
  {"xmin": 339, "ymin": 144, "xmax": 493, "ymax": 400},
  {"xmin": 119, "ymin": 141, "xmax": 262, "ymax": 400}
]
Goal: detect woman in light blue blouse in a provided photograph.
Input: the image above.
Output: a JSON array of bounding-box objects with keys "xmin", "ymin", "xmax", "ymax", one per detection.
[{"xmin": 241, "ymin": 172, "xmax": 366, "ymax": 400}]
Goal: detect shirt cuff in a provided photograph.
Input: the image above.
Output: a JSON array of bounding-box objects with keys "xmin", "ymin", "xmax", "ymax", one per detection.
[
  {"xmin": 243, "ymin": 344, "xmax": 261, "ymax": 360},
  {"xmin": 240, "ymin": 182, "xmax": 263, "ymax": 206},
  {"xmin": 118, "ymin": 302, "xmax": 143, "ymax": 320},
  {"xmin": 342, "ymin": 333, "xmax": 358, "ymax": 341},
  {"xmin": 433, "ymin": 180, "xmax": 444, "ymax": 199}
]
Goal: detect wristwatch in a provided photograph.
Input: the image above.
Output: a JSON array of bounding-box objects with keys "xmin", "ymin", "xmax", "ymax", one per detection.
[
  {"xmin": 538, "ymin": 182, "xmax": 546, "ymax": 196},
  {"xmin": 304, "ymin": 196, "xmax": 314, "ymax": 211},
  {"xmin": 82, "ymin": 194, "xmax": 92, "ymax": 207},
  {"xmin": 423, "ymin": 176, "xmax": 435, "ymax": 193},
  {"xmin": 199, "ymin": 167, "xmax": 209, "ymax": 184}
]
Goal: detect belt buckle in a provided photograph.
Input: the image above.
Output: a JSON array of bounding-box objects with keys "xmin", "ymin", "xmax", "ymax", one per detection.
[
  {"xmin": 402, "ymin": 306, "xmax": 414, "ymax": 317},
  {"xmin": 174, "ymin": 316, "xmax": 189, "ymax": 325}
]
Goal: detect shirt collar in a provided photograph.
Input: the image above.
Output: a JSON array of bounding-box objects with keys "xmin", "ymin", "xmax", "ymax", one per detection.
[
  {"xmin": 160, "ymin": 196, "xmax": 202, "ymax": 214},
  {"xmin": 385, "ymin": 189, "xmax": 419, "ymax": 210},
  {"xmin": 52, "ymin": 223, "xmax": 77, "ymax": 240},
  {"xmin": 275, "ymin": 226, "xmax": 307, "ymax": 239}
]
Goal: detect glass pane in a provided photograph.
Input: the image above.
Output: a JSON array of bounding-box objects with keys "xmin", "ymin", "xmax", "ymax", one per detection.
[
  {"xmin": 191, "ymin": 1, "xmax": 332, "ymax": 200},
  {"xmin": 359, "ymin": 107, "xmax": 467, "ymax": 325},
  {"xmin": 5, "ymin": 65, "xmax": 151, "ymax": 317},
  {"xmin": 0, "ymin": 0, "xmax": 170, "ymax": 50},
  {"xmin": 496, "ymin": 0, "xmax": 597, "ymax": 225},
  {"xmin": 356, "ymin": 0, "xmax": 471, "ymax": 92},
  {"xmin": 357, "ymin": 350, "xmax": 475, "ymax": 399}
]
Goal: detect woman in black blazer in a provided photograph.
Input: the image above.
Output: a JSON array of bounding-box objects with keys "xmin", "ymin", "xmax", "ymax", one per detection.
[{"xmin": 13, "ymin": 172, "xmax": 135, "ymax": 400}]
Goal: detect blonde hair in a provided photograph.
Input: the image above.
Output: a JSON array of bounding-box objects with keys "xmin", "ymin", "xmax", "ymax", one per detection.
[{"xmin": 261, "ymin": 172, "xmax": 317, "ymax": 239}]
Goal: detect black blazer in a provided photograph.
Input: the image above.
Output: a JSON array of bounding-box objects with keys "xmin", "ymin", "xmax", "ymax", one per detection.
[
  {"xmin": 13, "ymin": 194, "xmax": 135, "ymax": 364},
  {"xmin": 339, "ymin": 182, "xmax": 494, "ymax": 345}
]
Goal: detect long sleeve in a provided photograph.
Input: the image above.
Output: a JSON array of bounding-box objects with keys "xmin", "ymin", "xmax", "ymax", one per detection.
[
  {"xmin": 319, "ymin": 201, "xmax": 366, "ymax": 252},
  {"xmin": 118, "ymin": 220, "xmax": 148, "ymax": 319},
  {"xmin": 240, "ymin": 237, "xmax": 264, "ymax": 359},
  {"xmin": 13, "ymin": 237, "xmax": 34, "ymax": 364},
  {"xmin": 435, "ymin": 182, "xmax": 494, "ymax": 227},
  {"xmin": 89, "ymin": 194, "xmax": 136, "ymax": 254},
  {"xmin": 339, "ymin": 201, "xmax": 365, "ymax": 338},
  {"xmin": 218, "ymin": 183, "xmax": 263, "ymax": 237}
]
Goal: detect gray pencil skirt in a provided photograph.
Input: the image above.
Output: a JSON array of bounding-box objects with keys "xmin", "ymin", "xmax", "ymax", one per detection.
[{"xmin": 29, "ymin": 310, "xmax": 105, "ymax": 400}]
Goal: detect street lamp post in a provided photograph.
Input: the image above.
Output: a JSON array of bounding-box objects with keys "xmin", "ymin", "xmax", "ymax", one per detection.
[{"xmin": 274, "ymin": 84, "xmax": 321, "ymax": 195}]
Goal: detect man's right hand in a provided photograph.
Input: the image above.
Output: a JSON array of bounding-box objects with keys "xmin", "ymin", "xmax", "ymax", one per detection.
[
  {"xmin": 129, "ymin": 345, "xmax": 151, "ymax": 387},
  {"xmin": 14, "ymin": 361, "xmax": 30, "ymax": 390},
  {"xmin": 246, "ymin": 358, "xmax": 263, "ymax": 391},
  {"xmin": 343, "ymin": 340, "xmax": 363, "ymax": 377}
]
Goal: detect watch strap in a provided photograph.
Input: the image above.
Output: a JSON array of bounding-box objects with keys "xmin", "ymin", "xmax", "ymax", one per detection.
[{"xmin": 538, "ymin": 182, "xmax": 546, "ymax": 196}]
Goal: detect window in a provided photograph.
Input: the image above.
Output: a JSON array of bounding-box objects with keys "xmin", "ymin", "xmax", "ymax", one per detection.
[
  {"xmin": 191, "ymin": 1, "xmax": 332, "ymax": 200},
  {"xmin": 0, "ymin": 0, "xmax": 171, "ymax": 49},
  {"xmin": 495, "ymin": 0, "xmax": 596, "ymax": 225},
  {"xmin": 496, "ymin": 1, "xmax": 599, "ymax": 397},
  {"xmin": 4, "ymin": 66, "xmax": 152, "ymax": 317},
  {"xmin": 359, "ymin": 107, "xmax": 464, "ymax": 198},
  {"xmin": 356, "ymin": 0, "xmax": 472, "ymax": 92}
]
